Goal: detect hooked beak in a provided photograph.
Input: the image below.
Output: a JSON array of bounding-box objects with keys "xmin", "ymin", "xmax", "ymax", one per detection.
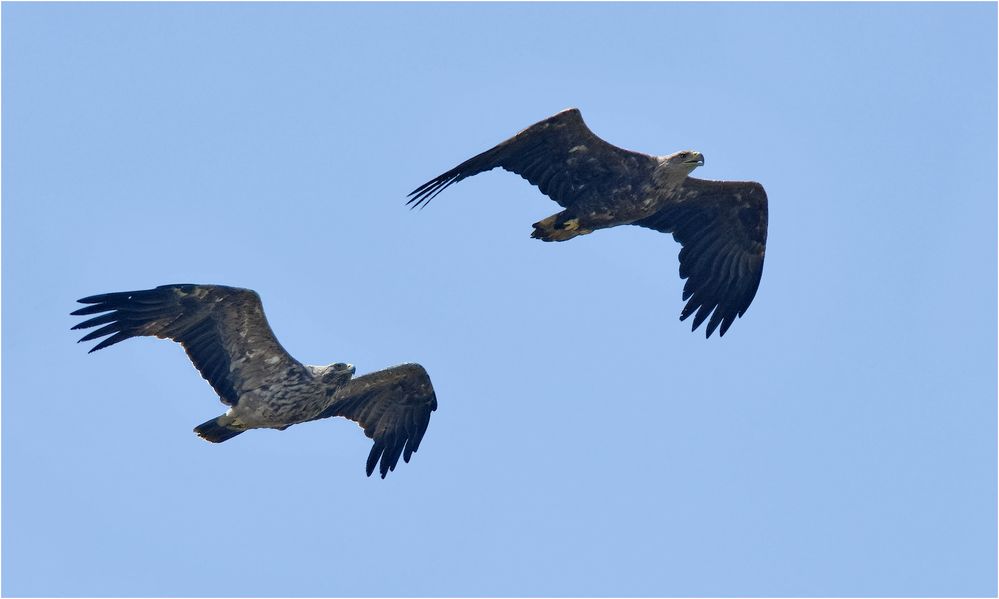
[{"xmin": 685, "ymin": 153, "xmax": 705, "ymax": 167}]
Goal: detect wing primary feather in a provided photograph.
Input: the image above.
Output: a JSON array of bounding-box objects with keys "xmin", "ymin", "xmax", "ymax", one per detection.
[
  {"xmin": 411, "ymin": 408, "xmax": 431, "ymax": 449},
  {"xmin": 77, "ymin": 322, "xmax": 127, "ymax": 342},
  {"xmin": 406, "ymin": 180, "xmax": 444, "ymax": 209},
  {"xmin": 690, "ymin": 303, "xmax": 716, "ymax": 332},
  {"xmin": 679, "ymin": 291, "xmax": 703, "ymax": 320},
  {"xmin": 421, "ymin": 177, "xmax": 461, "ymax": 206},
  {"xmin": 366, "ymin": 442, "xmax": 383, "ymax": 477},
  {"xmin": 89, "ymin": 331, "xmax": 134, "ymax": 353},
  {"xmin": 718, "ymin": 316, "xmax": 736, "ymax": 337},
  {"xmin": 403, "ymin": 438, "xmax": 415, "ymax": 464},
  {"xmin": 71, "ymin": 312, "xmax": 121, "ymax": 329},
  {"xmin": 382, "ymin": 436, "xmax": 406, "ymax": 476},
  {"xmin": 71, "ymin": 303, "xmax": 117, "ymax": 316},
  {"xmin": 705, "ymin": 306, "xmax": 727, "ymax": 338},
  {"xmin": 407, "ymin": 177, "xmax": 443, "ymax": 198}
]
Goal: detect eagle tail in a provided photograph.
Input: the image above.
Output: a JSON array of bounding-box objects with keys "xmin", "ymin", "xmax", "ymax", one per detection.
[
  {"xmin": 531, "ymin": 213, "xmax": 592, "ymax": 242},
  {"xmin": 194, "ymin": 417, "xmax": 244, "ymax": 443}
]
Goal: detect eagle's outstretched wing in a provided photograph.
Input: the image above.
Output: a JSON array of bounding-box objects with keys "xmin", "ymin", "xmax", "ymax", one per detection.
[
  {"xmin": 314, "ymin": 363, "xmax": 437, "ymax": 478},
  {"xmin": 407, "ymin": 108, "xmax": 657, "ymax": 209},
  {"xmin": 71, "ymin": 284, "xmax": 311, "ymax": 406},
  {"xmin": 632, "ymin": 178, "xmax": 768, "ymax": 337}
]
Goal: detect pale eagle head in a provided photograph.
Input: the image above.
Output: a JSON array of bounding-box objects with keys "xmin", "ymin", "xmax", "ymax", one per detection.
[
  {"xmin": 667, "ymin": 150, "xmax": 705, "ymax": 172},
  {"xmin": 654, "ymin": 150, "xmax": 705, "ymax": 187},
  {"xmin": 320, "ymin": 362, "xmax": 356, "ymax": 386}
]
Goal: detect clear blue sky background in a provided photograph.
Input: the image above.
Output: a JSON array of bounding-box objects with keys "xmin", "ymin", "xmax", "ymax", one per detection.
[{"xmin": 2, "ymin": 2, "xmax": 996, "ymax": 597}]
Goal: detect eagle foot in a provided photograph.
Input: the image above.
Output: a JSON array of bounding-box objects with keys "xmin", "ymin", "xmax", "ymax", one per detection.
[{"xmin": 531, "ymin": 215, "xmax": 592, "ymax": 242}]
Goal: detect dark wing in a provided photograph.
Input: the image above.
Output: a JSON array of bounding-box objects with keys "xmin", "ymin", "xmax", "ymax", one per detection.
[
  {"xmin": 71, "ymin": 284, "xmax": 310, "ymax": 406},
  {"xmin": 632, "ymin": 178, "xmax": 769, "ymax": 338},
  {"xmin": 313, "ymin": 363, "xmax": 437, "ymax": 478},
  {"xmin": 407, "ymin": 108, "xmax": 657, "ymax": 209}
]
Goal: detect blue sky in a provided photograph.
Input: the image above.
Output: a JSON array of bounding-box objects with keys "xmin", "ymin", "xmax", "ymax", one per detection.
[{"xmin": 2, "ymin": 2, "xmax": 995, "ymax": 597}]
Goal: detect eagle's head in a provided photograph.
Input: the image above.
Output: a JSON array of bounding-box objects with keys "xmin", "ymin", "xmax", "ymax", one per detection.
[
  {"xmin": 321, "ymin": 362, "xmax": 356, "ymax": 386},
  {"xmin": 667, "ymin": 150, "xmax": 705, "ymax": 172},
  {"xmin": 654, "ymin": 151, "xmax": 704, "ymax": 187}
]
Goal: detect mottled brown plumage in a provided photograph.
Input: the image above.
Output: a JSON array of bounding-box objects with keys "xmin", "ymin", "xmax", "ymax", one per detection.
[
  {"xmin": 71, "ymin": 284, "xmax": 437, "ymax": 477},
  {"xmin": 408, "ymin": 108, "xmax": 768, "ymax": 337}
]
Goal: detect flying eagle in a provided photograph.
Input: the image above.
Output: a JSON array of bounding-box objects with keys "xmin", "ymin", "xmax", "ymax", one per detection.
[
  {"xmin": 408, "ymin": 108, "xmax": 769, "ymax": 338},
  {"xmin": 71, "ymin": 284, "xmax": 437, "ymax": 478}
]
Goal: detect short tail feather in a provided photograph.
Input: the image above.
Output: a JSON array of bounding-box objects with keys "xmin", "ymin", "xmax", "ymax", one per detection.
[{"xmin": 194, "ymin": 417, "xmax": 244, "ymax": 443}]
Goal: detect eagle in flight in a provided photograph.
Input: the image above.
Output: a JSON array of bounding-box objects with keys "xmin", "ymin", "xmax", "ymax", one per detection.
[
  {"xmin": 408, "ymin": 108, "xmax": 769, "ymax": 338},
  {"xmin": 71, "ymin": 284, "xmax": 437, "ymax": 478}
]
